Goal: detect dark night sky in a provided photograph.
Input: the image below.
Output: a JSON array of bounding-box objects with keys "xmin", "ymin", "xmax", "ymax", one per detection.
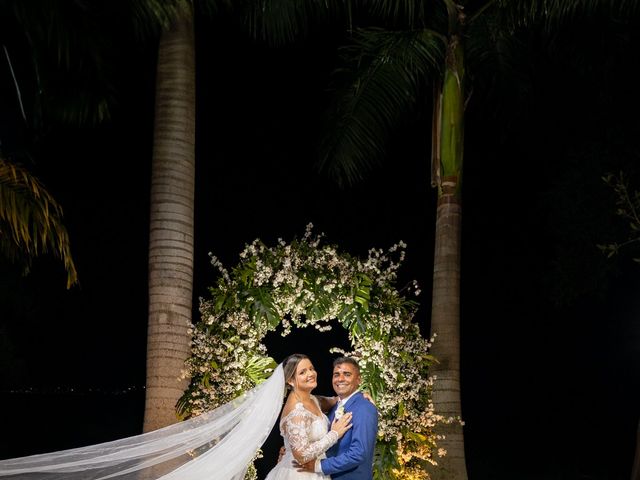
[{"xmin": 1, "ymin": 7, "xmax": 640, "ymax": 480}]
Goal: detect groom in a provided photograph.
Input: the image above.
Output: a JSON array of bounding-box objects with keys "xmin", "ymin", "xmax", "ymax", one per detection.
[{"xmin": 298, "ymin": 356, "xmax": 378, "ymax": 479}]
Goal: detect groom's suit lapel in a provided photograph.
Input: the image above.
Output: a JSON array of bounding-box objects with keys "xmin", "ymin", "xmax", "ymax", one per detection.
[{"xmin": 328, "ymin": 391, "xmax": 361, "ymax": 424}]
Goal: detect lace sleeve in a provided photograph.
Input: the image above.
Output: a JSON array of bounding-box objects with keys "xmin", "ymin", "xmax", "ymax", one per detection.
[{"xmin": 282, "ymin": 407, "xmax": 339, "ymax": 464}]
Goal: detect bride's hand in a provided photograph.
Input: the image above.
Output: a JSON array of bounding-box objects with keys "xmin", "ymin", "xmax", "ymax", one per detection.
[
  {"xmin": 330, "ymin": 412, "xmax": 353, "ymax": 438},
  {"xmin": 362, "ymin": 391, "xmax": 376, "ymax": 406}
]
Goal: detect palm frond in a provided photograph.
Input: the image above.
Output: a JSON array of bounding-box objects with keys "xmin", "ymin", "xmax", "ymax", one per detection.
[
  {"xmin": 465, "ymin": 9, "xmax": 535, "ymax": 125},
  {"xmin": 128, "ymin": 0, "xmax": 190, "ymax": 41},
  {"xmin": 358, "ymin": 0, "xmax": 448, "ymax": 30},
  {"xmin": 244, "ymin": 0, "xmax": 347, "ymax": 45},
  {"xmin": 318, "ymin": 27, "xmax": 445, "ymax": 186},
  {"xmin": 4, "ymin": 1, "xmax": 124, "ymax": 126},
  {"xmin": 359, "ymin": 0, "xmax": 421, "ymax": 26},
  {"xmin": 0, "ymin": 156, "xmax": 78, "ymax": 288},
  {"xmin": 493, "ymin": 0, "xmax": 639, "ymax": 29}
]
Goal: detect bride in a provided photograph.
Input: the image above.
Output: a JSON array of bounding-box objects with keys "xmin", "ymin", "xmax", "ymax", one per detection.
[
  {"xmin": 0, "ymin": 354, "xmax": 349, "ymax": 480},
  {"xmin": 265, "ymin": 354, "xmax": 352, "ymax": 479}
]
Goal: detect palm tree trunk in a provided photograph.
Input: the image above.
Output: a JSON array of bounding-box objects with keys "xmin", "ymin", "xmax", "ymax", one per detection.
[
  {"xmin": 429, "ymin": 27, "xmax": 469, "ymax": 479},
  {"xmin": 430, "ymin": 185, "xmax": 467, "ymax": 479},
  {"xmin": 143, "ymin": 4, "xmax": 195, "ymax": 433}
]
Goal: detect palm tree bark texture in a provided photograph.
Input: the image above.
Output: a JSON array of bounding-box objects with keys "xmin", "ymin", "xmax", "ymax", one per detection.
[
  {"xmin": 143, "ymin": 4, "xmax": 196, "ymax": 433},
  {"xmin": 429, "ymin": 11, "xmax": 468, "ymax": 479}
]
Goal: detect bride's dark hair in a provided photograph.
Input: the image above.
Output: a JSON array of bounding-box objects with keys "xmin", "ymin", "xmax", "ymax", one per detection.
[{"xmin": 282, "ymin": 353, "xmax": 309, "ymax": 391}]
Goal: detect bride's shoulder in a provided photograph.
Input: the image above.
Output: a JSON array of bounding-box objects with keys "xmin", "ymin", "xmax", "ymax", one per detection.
[{"xmin": 281, "ymin": 395, "xmax": 304, "ymax": 418}]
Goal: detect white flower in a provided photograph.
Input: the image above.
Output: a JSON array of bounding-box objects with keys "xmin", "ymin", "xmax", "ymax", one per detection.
[{"xmin": 183, "ymin": 230, "xmax": 454, "ymax": 478}]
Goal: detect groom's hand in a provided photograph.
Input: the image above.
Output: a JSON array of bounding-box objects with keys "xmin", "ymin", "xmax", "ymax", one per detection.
[{"xmin": 293, "ymin": 459, "xmax": 315, "ymax": 473}]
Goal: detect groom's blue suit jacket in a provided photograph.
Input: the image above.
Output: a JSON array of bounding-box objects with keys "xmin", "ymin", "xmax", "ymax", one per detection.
[{"xmin": 321, "ymin": 392, "xmax": 378, "ymax": 480}]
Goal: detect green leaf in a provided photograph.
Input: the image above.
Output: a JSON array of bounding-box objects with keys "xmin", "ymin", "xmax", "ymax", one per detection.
[
  {"xmin": 354, "ymin": 273, "xmax": 373, "ymax": 311},
  {"xmin": 373, "ymin": 439, "xmax": 400, "ymax": 480},
  {"xmin": 245, "ymin": 355, "xmax": 277, "ymax": 384},
  {"xmin": 238, "ymin": 259, "xmax": 257, "ymax": 286},
  {"xmin": 248, "ymin": 288, "xmax": 279, "ymax": 328},
  {"xmin": 405, "ymin": 430, "xmax": 427, "ymax": 442},
  {"xmin": 214, "ymin": 293, "xmax": 226, "ymax": 313},
  {"xmin": 424, "ymin": 354, "xmax": 439, "ymax": 364}
]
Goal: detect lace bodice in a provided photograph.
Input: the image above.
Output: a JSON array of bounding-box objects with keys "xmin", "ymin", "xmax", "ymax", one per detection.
[{"xmin": 279, "ymin": 398, "xmax": 338, "ymax": 465}]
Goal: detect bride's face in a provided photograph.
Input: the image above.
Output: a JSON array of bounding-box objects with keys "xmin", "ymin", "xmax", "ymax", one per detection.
[{"xmin": 293, "ymin": 359, "xmax": 317, "ymax": 392}]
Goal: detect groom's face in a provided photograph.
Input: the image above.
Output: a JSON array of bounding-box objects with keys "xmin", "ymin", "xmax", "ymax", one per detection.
[{"xmin": 332, "ymin": 362, "xmax": 361, "ymax": 399}]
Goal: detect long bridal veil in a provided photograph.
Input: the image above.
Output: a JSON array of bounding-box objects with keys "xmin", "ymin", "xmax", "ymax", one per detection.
[{"xmin": 0, "ymin": 364, "xmax": 284, "ymax": 479}]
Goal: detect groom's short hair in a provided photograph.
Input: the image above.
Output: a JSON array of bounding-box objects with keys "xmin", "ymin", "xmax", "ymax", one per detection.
[{"xmin": 333, "ymin": 356, "xmax": 360, "ymax": 373}]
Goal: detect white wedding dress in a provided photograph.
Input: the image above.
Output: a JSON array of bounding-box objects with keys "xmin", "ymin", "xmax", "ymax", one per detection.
[{"xmin": 265, "ymin": 398, "xmax": 337, "ymax": 480}]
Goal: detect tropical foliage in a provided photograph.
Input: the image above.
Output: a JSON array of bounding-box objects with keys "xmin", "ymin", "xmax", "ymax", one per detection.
[
  {"xmin": 248, "ymin": 3, "xmax": 639, "ymax": 477},
  {"xmin": 0, "ymin": 155, "xmax": 77, "ymax": 287},
  {"xmin": 179, "ymin": 225, "xmax": 454, "ymax": 479},
  {"xmin": 598, "ymin": 172, "xmax": 640, "ymax": 261}
]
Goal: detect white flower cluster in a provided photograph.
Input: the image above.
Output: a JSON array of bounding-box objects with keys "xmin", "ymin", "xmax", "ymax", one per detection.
[{"xmin": 179, "ymin": 225, "xmax": 448, "ymax": 479}]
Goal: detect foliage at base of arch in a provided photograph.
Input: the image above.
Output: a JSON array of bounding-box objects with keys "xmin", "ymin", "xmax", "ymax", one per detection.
[{"xmin": 178, "ymin": 225, "xmax": 451, "ymax": 479}]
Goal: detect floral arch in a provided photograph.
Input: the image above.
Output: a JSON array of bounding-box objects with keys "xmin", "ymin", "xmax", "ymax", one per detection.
[{"xmin": 178, "ymin": 225, "xmax": 447, "ymax": 479}]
